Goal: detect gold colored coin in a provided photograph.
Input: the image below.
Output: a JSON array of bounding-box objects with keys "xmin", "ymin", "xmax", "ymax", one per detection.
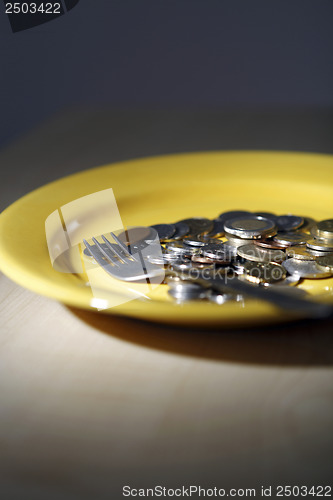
[
  {"xmin": 299, "ymin": 216, "xmax": 317, "ymax": 234},
  {"xmin": 242, "ymin": 261, "xmax": 286, "ymax": 284},
  {"xmin": 285, "ymin": 246, "xmax": 316, "ymax": 261},
  {"xmin": 237, "ymin": 244, "xmax": 286, "ymax": 263},
  {"xmin": 273, "ymin": 232, "xmax": 310, "ymax": 246},
  {"xmin": 306, "ymin": 238, "xmax": 333, "ymax": 252}
]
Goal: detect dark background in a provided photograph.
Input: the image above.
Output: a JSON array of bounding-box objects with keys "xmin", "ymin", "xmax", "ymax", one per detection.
[{"xmin": 1, "ymin": 0, "xmax": 333, "ymax": 148}]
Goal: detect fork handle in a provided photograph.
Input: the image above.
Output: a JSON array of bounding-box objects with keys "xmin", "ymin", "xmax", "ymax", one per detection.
[{"xmin": 199, "ymin": 275, "xmax": 333, "ymax": 319}]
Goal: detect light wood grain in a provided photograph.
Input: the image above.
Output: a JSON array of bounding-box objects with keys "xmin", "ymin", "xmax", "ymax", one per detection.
[{"xmin": 1, "ymin": 273, "xmax": 333, "ymax": 500}]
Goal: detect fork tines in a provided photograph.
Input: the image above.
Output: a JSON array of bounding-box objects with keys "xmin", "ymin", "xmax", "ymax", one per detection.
[{"xmin": 83, "ymin": 232, "xmax": 138, "ymax": 265}]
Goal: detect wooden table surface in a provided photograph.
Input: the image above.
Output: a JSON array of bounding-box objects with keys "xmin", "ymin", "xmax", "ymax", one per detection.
[{"xmin": 1, "ymin": 109, "xmax": 333, "ymax": 500}]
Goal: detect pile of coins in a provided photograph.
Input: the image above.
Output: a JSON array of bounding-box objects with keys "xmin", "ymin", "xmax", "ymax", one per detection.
[{"xmin": 148, "ymin": 211, "xmax": 333, "ymax": 304}]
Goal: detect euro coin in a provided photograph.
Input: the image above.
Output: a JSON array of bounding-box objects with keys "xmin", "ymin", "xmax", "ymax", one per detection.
[
  {"xmin": 237, "ymin": 244, "xmax": 286, "ymax": 263},
  {"xmin": 275, "ymin": 215, "xmax": 304, "ymax": 231},
  {"xmin": 316, "ymin": 255, "xmax": 333, "ymax": 271},
  {"xmin": 311, "ymin": 219, "xmax": 333, "ymax": 239},
  {"xmin": 306, "ymin": 239, "xmax": 333, "ymax": 252},
  {"xmin": 273, "ymin": 232, "xmax": 310, "ymax": 246},
  {"xmin": 172, "ymin": 221, "xmax": 190, "ymax": 239},
  {"xmin": 224, "ymin": 216, "xmax": 277, "ymax": 239},
  {"xmin": 150, "ymin": 224, "xmax": 176, "ymax": 241},
  {"xmin": 282, "ymin": 258, "xmax": 333, "ymax": 278},
  {"xmin": 285, "ymin": 246, "xmax": 317, "ymax": 261},
  {"xmin": 242, "ymin": 261, "xmax": 286, "ymax": 284},
  {"xmin": 179, "ymin": 217, "xmax": 214, "ymax": 236}
]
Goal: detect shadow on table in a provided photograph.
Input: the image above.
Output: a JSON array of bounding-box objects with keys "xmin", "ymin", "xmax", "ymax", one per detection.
[{"xmin": 69, "ymin": 307, "xmax": 333, "ymax": 367}]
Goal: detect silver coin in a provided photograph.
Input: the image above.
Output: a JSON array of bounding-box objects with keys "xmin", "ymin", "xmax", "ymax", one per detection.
[
  {"xmin": 310, "ymin": 227, "xmax": 333, "ymax": 241},
  {"xmin": 273, "ymin": 232, "xmax": 311, "ymax": 246},
  {"xmin": 217, "ymin": 210, "xmax": 252, "ymax": 222},
  {"xmin": 224, "ymin": 216, "xmax": 277, "ymax": 239},
  {"xmin": 183, "ymin": 236, "xmax": 214, "ymax": 247},
  {"xmin": 275, "ymin": 215, "xmax": 304, "ymax": 231},
  {"xmin": 165, "ymin": 241, "xmax": 200, "ymax": 256},
  {"xmin": 202, "ymin": 243, "xmax": 232, "ymax": 262},
  {"xmin": 147, "ymin": 252, "xmax": 178, "ymax": 265},
  {"xmin": 172, "ymin": 221, "xmax": 190, "ymax": 240},
  {"xmin": 150, "ymin": 224, "xmax": 176, "ymax": 241},
  {"xmin": 224, "ymin": 232, "xmax": 255, "ymax": 247},
  {"xmin": 306, "ymin": 247, "xmax": 333, "ymax": 257},
  {"xmin": 168, "ymin": 259, "xmax": 193, "ymax": 272},
  {"xmin": 306, "ymin": 239, "xmax": 333, "ymax": 252},
  {"xmin": 237, "ymin": 244, "xmax": 286, "ymax": 263},
  {"xmin": 282, "ymin": 258, "xmax": 333, "ymax": 278},
  {"xmin": 161, "ymin": 251, "xmax": 181, "ymax": 262}
]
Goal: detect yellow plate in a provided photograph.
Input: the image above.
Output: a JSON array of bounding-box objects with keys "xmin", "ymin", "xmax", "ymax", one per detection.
[{"xmin": 1, "ymin": 151, "xmax": 333, "ymax": 327}]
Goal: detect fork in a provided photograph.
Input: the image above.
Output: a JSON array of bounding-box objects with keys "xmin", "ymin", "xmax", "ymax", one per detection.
[
  {"xmin": 193, "ymin": 273, "xmax": 333, "ymax": 319},
  {"xmin": 83, "ymin": 232, "xmax": 164, "ymax": 282},
  {"xmin": 83, "ymin": 233, "xmax": 333, "ymax": 318}
]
